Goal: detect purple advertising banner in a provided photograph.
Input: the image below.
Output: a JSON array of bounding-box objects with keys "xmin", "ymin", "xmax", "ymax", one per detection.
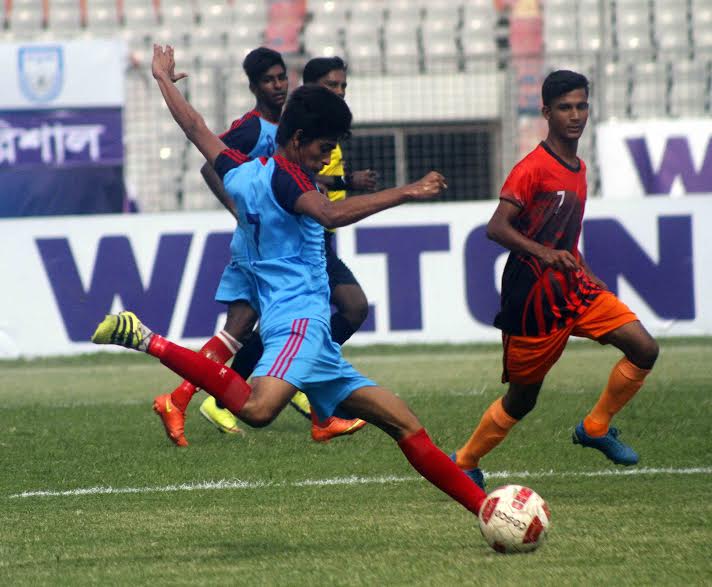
[{"xmin": 0, "ymin": 107, "xmax": 123, "ymax": 168}]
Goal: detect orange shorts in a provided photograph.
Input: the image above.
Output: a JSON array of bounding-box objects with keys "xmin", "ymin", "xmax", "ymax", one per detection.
[{"xmin": 502, "ymin": 291, "xmax": 638, "ymax": 385}]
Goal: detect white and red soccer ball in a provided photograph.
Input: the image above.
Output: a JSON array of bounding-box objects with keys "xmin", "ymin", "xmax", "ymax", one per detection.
[{"xmin": 478, "ymin": 485, "xmax": 551, "ymax": 553}]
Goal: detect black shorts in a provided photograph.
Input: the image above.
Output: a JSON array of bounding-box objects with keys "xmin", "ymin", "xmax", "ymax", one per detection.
[{"xmin": 325, "ymin": 231, "xmax": 360, "ymax": 291}]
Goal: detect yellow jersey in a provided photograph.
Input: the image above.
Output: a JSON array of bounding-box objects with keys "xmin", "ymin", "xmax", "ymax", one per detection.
[{"xmin": 320, "ymin": 143, "xmax": 346, "ymax": 203}]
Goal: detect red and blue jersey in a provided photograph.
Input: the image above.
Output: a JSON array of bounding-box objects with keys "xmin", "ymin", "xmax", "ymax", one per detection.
[
  {"xmin": 219, "ymin": 111, "xmax": 278, "ymax": 263},
  {"xmin": 214, "ymin": 149, "xmax": 330, "ymax": 335}
]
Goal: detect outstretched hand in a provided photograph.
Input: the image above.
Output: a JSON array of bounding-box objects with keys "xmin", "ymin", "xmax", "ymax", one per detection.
[
  {"xmin": 408, "ymin": 171, "xmax": 448, "ymax": 200},
  {"xmin": 151, "ymin": 44, "xmax": 188, "ymax": 83}
]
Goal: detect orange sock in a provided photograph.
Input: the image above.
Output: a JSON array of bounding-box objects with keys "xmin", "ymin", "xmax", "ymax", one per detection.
[
  {"xmin": 583, "ymin": 357, "xmax": 650, "ymax": 437},
  {"xmin": 455, "ymin": 397, "xmax": 518, "ymax": 470}
]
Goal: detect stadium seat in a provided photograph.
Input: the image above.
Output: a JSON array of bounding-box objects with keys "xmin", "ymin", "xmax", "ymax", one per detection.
[
  {"xmin": 159, "ymin": 3, "xmax": 195, "ymax": 33},
  {"xmin": 653, "ymin": 1, "xmax": 690, "ymax": 52},
  {"xmin": 348, "ymin": 0, "xmax": 386, "ymax": 24},
  {"xmin": 196, "ymin": 1, "xmax": 232, "ymax": 33},
  {"xmin": 461, "ymin": 12, "xmax": 496, "ymax": 71},
  {"xmin": 601, "ymin": 61, "xmax": 631, "ymax": 119},
  {"xmin": 630, "ymin": 61, "xmax": 670, "ymax": 118},
  {"xmin": 383, "ymin": 18, "xmax": 421, "ymax": 74},
  {"xmin": 303, "ymin": 21, "xmax": 344, "ymax": 58},
  {"xmin": 692, "ymin": 0, "xmax": 712, "ymax": 49},
  {"xmin": 345, "ymin": 20, "xmax": 383, "ymax": 74},
  {"xmin": 421, "ymin": 20, "xmax": 459, "ymax": 74},
  {"xmin": 669, "ymin": 60, "xmax": 710, "ymax": 116},
  {"xmin": 614, "ymin": 0, "xmax": 652, "ymax": 52},
  {"xmin": 308, "ymin": 0, "xmax": 348, "ymax": 25},
  {"xmin": 424, "ymin": 3, "xmax": 461, "ymax": 29}
]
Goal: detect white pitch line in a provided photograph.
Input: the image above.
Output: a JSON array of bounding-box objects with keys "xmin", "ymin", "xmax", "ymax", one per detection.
[{"xmin": 9, "ymin": 467, "xmax": 711, "ymax": 499}]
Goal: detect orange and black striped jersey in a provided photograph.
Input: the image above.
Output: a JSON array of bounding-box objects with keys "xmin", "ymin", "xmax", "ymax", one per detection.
[{"xmin": 494, "ymin": 142, "xmax": 602, "ymax": 337}]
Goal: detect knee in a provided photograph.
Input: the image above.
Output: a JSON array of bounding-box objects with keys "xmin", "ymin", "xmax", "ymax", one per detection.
[
  {"xmin": 631, "ymin": 337, "xmax": 659, "ymax": 370},
  {"xmin": 240, "ymin": 406, "xmax": 279, "ymax": 428},
  {"xmin": 502, "ymin": 387, "xmax": 539, "ymax": 420},
  {"xmin": 342, "ymin": 298, "xmax": 369, "ymax": 330}
]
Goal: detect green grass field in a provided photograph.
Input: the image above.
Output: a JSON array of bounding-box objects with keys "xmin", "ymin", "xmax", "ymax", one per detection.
[{"xmin": 1, "ymin": 339, "xmax": 711, "ymax": 585}]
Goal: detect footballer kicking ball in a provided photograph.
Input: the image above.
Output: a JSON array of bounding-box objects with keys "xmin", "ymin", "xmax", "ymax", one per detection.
[{"xmin": 478, "ymin": 485, "xmax": 551, "ymax": 553}]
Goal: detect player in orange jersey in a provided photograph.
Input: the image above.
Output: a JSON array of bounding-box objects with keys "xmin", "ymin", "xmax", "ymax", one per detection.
[{"xmin": 452, "ymin": 70, "xmax": 659, "ymax": 488}]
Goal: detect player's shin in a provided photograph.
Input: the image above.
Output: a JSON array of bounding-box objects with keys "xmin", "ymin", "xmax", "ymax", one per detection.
[
  {"xmin": 148, "ymin": 335, "xmax": 252, "ymax": 416},
  {"xmin": 398, "ymin": 428, "xmax": 486, "ymax": 514},
  {"xmin": 456, "ymin": 397, "xmax": 518, "ymax": 469},
  {"xmin": 584, "ymin": 357, "xmax": 650, "ymax": 436},
  {"xmin": 170, "ymin": 331, "xmax": 241, "ymax": 412}
]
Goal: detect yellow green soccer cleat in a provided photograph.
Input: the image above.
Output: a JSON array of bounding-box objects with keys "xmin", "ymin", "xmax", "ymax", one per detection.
[
  {"xmin": 199, "ymin": 396, "xmax": 244, "ymax": 435},
  {"xmin": 289, "ymin": 390, "xmax": 312, "ymax": 420},
  {"xmin": 91, "ymin": 311, "xmax": 153, "ymax": 351}
]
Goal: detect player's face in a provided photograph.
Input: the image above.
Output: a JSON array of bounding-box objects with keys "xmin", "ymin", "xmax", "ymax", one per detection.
[
  {"xmin": 298, "ymin": 137, "xmax": 338, "ymax": 173},
  {"xmin": 254, "ymin": 64, "xmax": 289, "ymax": 109},
  {"xmin": 543, "ymin": 88, "xmax": 589, "ymax": 141},
  {"xmin": 317, "ymin": 69, "xmax": 347, "ymax": 99}
]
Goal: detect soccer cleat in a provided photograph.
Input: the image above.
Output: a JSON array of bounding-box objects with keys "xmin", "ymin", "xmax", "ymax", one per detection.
[
  {"xmin": 572, "ymin": 421, "xmax": 639, "ymax": 465},
  {"xmin": 199, "ymin": 396, "xmax": 244, "ymax": 435},
  {"xmin": 153, "ymin": 393, "xmax": 188, "ymax": 447},
  {"xmin": 91, "ymin": 311, "xmax": 153, "ymax": 351},
  {"xmin": 289, "ymin": 391, "xmax": 312, "ymax": 420},
  {"xmin": 311, "ymin": 416, "xmax": 367, "ymax": 443},
  {"xmin": 449, "ymin": 453, "xmax": 486, "ymax": 491}
]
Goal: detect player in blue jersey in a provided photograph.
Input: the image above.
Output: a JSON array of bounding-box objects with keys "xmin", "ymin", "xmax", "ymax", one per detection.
[
  {"xmin": 92, "ymin": 44, "xmax": 487, "ymax": 518},
  {"xmin": 154, "ymin": 48, "xmax": 366, "ymax": 446}
]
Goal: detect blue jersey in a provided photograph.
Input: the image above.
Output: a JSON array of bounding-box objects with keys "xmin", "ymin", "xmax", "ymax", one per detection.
[
  {"xmin": 219, "ymin": 110, "xmax": 278, "ymax": 263},
  {"xmin": 215, "ymin": 150, "xmax": 330, "ymax": 335}
]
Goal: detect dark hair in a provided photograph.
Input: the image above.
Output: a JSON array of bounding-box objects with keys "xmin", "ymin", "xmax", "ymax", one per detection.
[
  {"xmin": 276, "ymin": 85, "xmax": 352, "ymax": 147},
  {"xmin": 242, "ymin": 47, "xmax": 286, "ymax": 85},
  {"xmin": 542, "ymin": 70, "xmax": 589, "ymax": 106},
  {"xmin": 302, "ymin": 56, "xmax": 347, "ymax": 84}
]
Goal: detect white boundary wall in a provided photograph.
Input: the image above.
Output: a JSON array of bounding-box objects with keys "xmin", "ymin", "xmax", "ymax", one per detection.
[{"xmin": 0, "ymin": 197, "xmax": 709, "ymax": 357}]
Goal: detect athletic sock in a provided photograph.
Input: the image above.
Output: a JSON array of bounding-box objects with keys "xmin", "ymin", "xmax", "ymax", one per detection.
[
  {"xmin": 330, "ymin": 312, "xmax": 357, "ymax": 345},
  {"xmin": 231, "ymin": 331, "xmax": 265, "ymax": 380},
  {"xmin": 583, "ymin": 357, "xmax": 650, "ymax": 437},
  {"xmin": 398, "ymin": 428, "xmax": 486, "ymax": 514},
  {"xmin": 456, "ymin": 397, "xmax": 518, "ymax": 470},
  {"xmin": 169, "ymin": 330, "xmax": 240, "ymax": 413},
  {"xmin": 149, "ymin": 335, "xmax": 251, "ymax": 415}
]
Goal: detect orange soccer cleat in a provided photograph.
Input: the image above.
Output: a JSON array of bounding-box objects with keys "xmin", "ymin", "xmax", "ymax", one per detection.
[
  {"xmin": 311, "ymin": 413, "xmax": 367, "ymax": 443},
  {"xmin": 153, "ymin": 393, "xmax": 188, "ymax": 447}
]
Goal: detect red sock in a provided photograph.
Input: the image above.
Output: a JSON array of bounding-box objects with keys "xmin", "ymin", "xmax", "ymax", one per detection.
[
  {"xmin": 170, "ymin": 331, "xmax": 240, "ymax": 412},
  {"xmin": 149, "ymin": 335, "xmax": 250, "ymax": 415},
  {"xmin": 311, "ymin": 410, "xmax": 332, "ymax": 428},
  {"xmin": 398, "ymin": 428, "xmax": 486, "ymax": 514}
]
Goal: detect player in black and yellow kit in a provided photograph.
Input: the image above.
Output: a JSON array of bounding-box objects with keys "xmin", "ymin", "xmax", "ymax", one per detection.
[{"xmin": 452, "ymin": 71, "xmax": 659, "ymax": 488}]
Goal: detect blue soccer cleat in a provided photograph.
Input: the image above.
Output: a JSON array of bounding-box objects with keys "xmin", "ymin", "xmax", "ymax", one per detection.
[
  {"xmin": 450, "ymin": 453, "xmax": 486, "ymax": 491},
  {"xmin": 572, "ymin": 421, "xmax": 639, "ymax": 466}
]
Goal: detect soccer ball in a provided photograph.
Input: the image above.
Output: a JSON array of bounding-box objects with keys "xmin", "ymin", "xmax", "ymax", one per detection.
[{"xmin": 478, "ymin": 485, "xmax": 551, "ymax": 553}]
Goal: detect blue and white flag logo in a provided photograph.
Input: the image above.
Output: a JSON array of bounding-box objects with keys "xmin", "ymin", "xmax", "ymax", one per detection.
[{"xmin": 18, "ymin": 45, "xmax": 64, "ymax": 103}]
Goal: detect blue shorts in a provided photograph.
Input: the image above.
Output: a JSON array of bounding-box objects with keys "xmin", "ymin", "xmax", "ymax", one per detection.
[
  {"xmin": 253, "ymin": 318, "xmax": 376, "ymax": 420},
  {"xmin": 215, "ymin": 260, "xmax": 257, "ymax": 306}
]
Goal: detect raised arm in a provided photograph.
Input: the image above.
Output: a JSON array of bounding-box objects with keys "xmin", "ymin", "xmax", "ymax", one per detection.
[
  {"xmin": 295, "ymin": 172, "xmax": 446, "ymax": 229},
  {"xmin": 487, "ymin": 199, "xmax": 579, "ymax": 272},
  {"xmin": 151, "ymin": 44, "xmax": 227, "ymax": 166}
]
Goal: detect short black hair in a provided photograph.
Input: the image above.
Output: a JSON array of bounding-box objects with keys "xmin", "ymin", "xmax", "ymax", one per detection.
[
  {"xmin": 242, "ymin": 47, "xmax": 286, "ymax": 85},
  {"xmin": 542, "ymin": 70, "xmax": 589, "ymax": 106},
  {"xmin": 302, "ymin": 56, "xmax": 347, "ymax": 84},
  {"xmin": 276, "ymin": 84, "xmax": 352, "ymax": 147}
]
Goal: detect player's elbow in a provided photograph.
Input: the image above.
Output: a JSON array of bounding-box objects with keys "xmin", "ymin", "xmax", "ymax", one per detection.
[
  {"xmin": 486, "ymin": 218, "xmax": 502, "ymax": 242},
  {"xmin": 317, "ymin": 203, "xmax": 344, "ymax": 230}
]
